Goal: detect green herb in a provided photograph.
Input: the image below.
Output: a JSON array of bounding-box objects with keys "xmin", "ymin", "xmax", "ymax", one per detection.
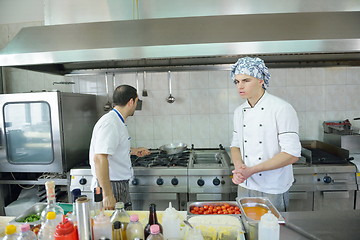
[{"xmin": 18, "ymin": 214, "xmax": 41, "ymax": 223}]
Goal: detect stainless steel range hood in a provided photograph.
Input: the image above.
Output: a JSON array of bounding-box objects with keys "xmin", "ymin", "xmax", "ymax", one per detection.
[{"xmin": 0, "ymin": 11, "xmax": 359, "ymax": 75}]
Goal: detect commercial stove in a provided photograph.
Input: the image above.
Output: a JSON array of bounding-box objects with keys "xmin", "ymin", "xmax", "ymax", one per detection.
[
  {"xmin": 129, "ymin": 150, "xmax": 189, "ymax": 211},
  {"xmin": 70, "ymin": 145, "xmax": 233, "ymax": 211}
]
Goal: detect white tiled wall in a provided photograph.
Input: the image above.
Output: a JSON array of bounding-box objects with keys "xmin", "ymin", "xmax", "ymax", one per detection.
[
  {"xmin": 2, "ymin": 66, "xmax": 360, "ymax": 149},
  {"xmin": 1, "ymin": 23, "xmax": 360, "ymax": 149}
]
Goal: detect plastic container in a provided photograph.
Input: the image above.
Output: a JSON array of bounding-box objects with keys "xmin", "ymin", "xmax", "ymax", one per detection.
[
  {"xmin": 110, "ymin": 202, "xmax": 130, "ymax": 240},
  {"xmin": 3, "ymin": 225, "xmax": 19, "ymax": 240},
  {"xmin": 146, "ymin": 225, "xmax": 164, "ymax": 240},
  {"xmin": 38, "ymin": 211, "xmax": 58, "ymax": 240},
  {"xmin": 126, "ymin": 214, "xmax": 144, "ymax": 240},
  {"xmin": 93, "ymin": 214, "xmax": 112, "ymax": 240},
  {"xmin": 113, "ymin": 221, "xmax": 123, "ymax": 240},
  {"xmin": 17, "ymin": 224, "xmax": 37, "ymax": 240},
  {"xmin": 162, "ymin": 202, "xmax": 181, "ymax": 240},
  {"xmin": 54, "ymin": 215, "xmax": 78, "ymax": 240},
  {"xmin": 258, "ymin": 211, "xmax": 280, "ymax": 240}
]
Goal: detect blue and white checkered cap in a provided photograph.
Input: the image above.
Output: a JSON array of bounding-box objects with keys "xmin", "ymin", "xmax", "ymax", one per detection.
[{"xmin": 230, "ymin": 57, "xmax": 271, "ymax": 89}]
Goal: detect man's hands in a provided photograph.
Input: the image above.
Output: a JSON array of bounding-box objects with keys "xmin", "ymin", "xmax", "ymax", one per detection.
[
  {"xmin": 103, "ymin": 194, "xmax": 116, "ymax": 210},
  {"xmin": 232, "ymin": 164, "xmax": 254, "ymax": 184},
  {"xmin": 131, "ymin": 147, "xmax": 151, "ymax": 157}
]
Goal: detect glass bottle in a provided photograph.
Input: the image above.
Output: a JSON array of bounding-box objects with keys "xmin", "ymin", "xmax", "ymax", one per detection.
[
  {"xmin": 3, "ymin": 225, "xmax": 19, "ymax": 240},
  {"xmin": 144, "ymin": 204, "xmax": 162, "ymax": 239},
  {"xmin": 110, "ymin": 202, "xmax": 130, "ymax": 240},
  {"xmin": 146, "ymin": 225, "xmax": 164, "ymax": 240},
  {"xmin": 17, "ymin": 224, "xmax": 37, "ymax": 240},
  {"xmin": 40, "ymin": 181, "xmax": 64, "ymax": 225},
  {"xmin": 38, "ymin": 211, "xmax": 58, "ymax": 240},
  {"xmin": 126, "ymin": 214, "xmax": 144, "ymax": 240}
]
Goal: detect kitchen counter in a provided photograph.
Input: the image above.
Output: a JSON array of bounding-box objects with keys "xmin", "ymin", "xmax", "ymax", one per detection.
[
  {"xmin": 1, "ymin": 210, "xmax": 359, "ymax": 239},
  {"xmin": 281, "ymin": 210, "xmax": 360, "ymax": 240}
]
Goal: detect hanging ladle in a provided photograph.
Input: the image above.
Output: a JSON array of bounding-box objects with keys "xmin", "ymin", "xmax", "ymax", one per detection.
[
  {"xmin": 166, "ymin": 71, "xmax": 175, "ymax": 103},
  {"xmin": 104, "ymin": 72, "xmax": 112, "ymax": 111}
]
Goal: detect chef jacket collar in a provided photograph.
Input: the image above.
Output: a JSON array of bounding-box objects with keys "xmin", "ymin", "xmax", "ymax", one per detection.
[{"xmin": 244, "ymin": 91, "xmax": 268, "ymax": 109}]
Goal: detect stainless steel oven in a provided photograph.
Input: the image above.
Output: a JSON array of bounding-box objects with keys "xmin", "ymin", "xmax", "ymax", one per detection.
[{"xmin": 0, "ymin": 92, "xmax": 97, "ymax": 173}]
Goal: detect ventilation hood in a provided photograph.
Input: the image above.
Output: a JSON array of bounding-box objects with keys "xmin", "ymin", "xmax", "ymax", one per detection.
[{"xmin": 0, "ymin": 11, "xmax": 359, "ymax": 75}]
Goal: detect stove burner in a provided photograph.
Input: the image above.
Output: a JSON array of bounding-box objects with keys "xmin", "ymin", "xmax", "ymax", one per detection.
[{"xmin": 131, "ymin": 151, "xmax": 190, "ymax": 167}]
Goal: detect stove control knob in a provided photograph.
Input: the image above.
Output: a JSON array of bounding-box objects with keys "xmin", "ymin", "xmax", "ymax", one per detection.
[
  {"xmin": 213, "ymin": 177, "xmax": 221, "ymax": 186},
  {"xmin": 157, "ymin": 177, "xmax": 164, "ymax": 186},
  {"xmin": 79, "ymin": 178, "xmax": 87, "ymax": 185},
  {"xmin": 171, "ymin": 177, "xmax": 179, "ymax": 186},
  {"xmin": 132, "ymin": 178, "xmax": 139, "ymax": 185},
  {"xmin": 197, "ymin": 178, "xmax": 205, "ymax": 187},
  {"xmin": 323, "ymin": 175, "xmax": 332, "ymax": 184}
]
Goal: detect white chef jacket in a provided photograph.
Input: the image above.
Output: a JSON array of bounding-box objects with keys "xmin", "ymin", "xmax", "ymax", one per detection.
[
  {"xmin": 89, "ymin": 109, "xmax": 133, "ymax": 190},
  {"xmin": 231, "ymin": 91, "xmax": 301, "ymax": 194}
]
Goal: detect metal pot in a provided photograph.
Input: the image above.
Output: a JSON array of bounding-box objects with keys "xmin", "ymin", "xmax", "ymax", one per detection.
[{"xmin": 159, "ymin": 143, "xmax": 187, "ymax": 155}]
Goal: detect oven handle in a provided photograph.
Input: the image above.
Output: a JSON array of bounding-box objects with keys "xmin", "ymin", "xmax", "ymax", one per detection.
[
  {"xmin": 130, "ymin": 193, "xmax": 178, "ymax": 200},
  {"xmin": 322, "ymin": 191, "xmax": 350, "ymax": 199}
]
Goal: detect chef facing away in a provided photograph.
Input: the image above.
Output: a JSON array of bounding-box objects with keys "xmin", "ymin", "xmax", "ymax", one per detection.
[{"xmin": 230, "ymin": 57, "xmax": 302, "ymax": 211}]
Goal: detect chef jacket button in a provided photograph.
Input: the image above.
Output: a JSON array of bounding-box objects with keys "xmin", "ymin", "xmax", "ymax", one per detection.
[
  {"xmin": 259, "ymin": 173, "xmax": 262, "ymax": 176},
  {"xmin": 244, "ymin": 109, "xmax": 246, "ymax": 112},
  {"xmin": 258, "ymin": 157, "xmax": 261, "ymax": 160},
  {"xmin": 245, "ymin": 155, "xmax": 248, "ymax": 158},
  {"xmin": 244, "ymin": 140, "xmax": 247, "ymax": 143},
  {"xmin": 243, "ymin": 125, "xmax": 246, "ymax": 127},
  {"xmin": 259, "ymin": 141, "xmax": 262, "ymax": 144},
  {"xmin": 259, "ymin": 124, "xmax": 262, "ymax": 127},
  {"xmin": 261, "ymin": 108, "xmax": 264, "ymax": 110}
]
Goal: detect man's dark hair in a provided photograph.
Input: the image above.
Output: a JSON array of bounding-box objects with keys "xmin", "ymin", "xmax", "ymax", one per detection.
[{"xmin": 113, "ymin": 85, "xmax": 138, "ymax": 106}]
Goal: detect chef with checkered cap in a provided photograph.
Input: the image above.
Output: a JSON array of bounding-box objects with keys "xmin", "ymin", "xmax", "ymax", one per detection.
[{"xmin": 229, "ymin": 57, "xmax": 301, "ymax": 212}]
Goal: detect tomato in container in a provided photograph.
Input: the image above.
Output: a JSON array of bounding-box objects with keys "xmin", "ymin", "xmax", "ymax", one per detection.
[{"xmin": 188, "ymin": 202, "xmax": 241, "ymax": 215}]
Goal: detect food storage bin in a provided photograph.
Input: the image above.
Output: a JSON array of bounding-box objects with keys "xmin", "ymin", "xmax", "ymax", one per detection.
[{"xmin": 236, "ymin": 197, "xmax": 285, "ymax": 240}]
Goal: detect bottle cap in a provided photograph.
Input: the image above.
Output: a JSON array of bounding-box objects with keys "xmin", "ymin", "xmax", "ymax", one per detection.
[
  {"xmin": 130, "ymin": 214, "xmax": 139, "ymax": 222},
  {"xmin": 115, "ymin": 202, "xmax": 124, "ymax": 209},
  {"xmin": 150, "ymin": 224, "xmax": 160, "ymax": 234},
  {"xmin": 20, "ymin": 224, "xmax": 31, "ymax": 232},
  {"xmin": 5, "ymin": 225, "xmax": 17, "ymax": 235},
  {"xmin": 47, "ymin": 211, "xmax": 56, "ymax": 220},
  {"xmin": 113, "ymin": 221, "xmax": 121, "ymax": 229},
  {"xmin": 94, "ymin": 187, "xmax": 103, "ymax": 202}
]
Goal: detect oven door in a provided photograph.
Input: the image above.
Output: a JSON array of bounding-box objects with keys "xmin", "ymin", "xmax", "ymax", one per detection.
[{"xmin": 130, "ymin": 192, "xmax": 187, "ymax": 211}]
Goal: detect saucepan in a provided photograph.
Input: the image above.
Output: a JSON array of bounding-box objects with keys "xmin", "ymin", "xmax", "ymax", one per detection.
[{"xmin": 159, "ymin": 143, "xmax": 187, "ymax": 155}]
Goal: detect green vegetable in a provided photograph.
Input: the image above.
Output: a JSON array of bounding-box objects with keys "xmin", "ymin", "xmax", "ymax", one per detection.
[{"xmin": 18, "ymin": 214, "xmax": 41, "ymax": 223}]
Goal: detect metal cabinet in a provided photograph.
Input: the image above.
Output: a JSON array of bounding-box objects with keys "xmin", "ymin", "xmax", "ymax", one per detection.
[
  {"xmin": 288, "ymin": 191, "xmax": 314, "ymax": 211},
  {"xmin": 314, "ymin": 190, "xmax": 355, "ymax": 211}
]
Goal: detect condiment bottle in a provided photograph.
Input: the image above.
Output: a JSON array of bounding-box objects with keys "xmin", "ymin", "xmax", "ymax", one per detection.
[
  {"xmin": 126, "ymin": 214, "xmax": 144, "ymax": 240},
  {"xmin": 3, "ymin": 225, "xmax": 19, "ymax": 240},
  {"xmin": 258, "ymin": 211, "xmax": 280, "ymax": 240},
  {"xmin": 145, "ymin": 225, "xmax": 164, "ymax": 240},
  {"xmin": 54, "ymin": 215, "xmax": 78, "ymax": 240},
  {"xmin": 40, "ymin": 181, "xmax": 64, "ymax": 225},
  {"xmin": 17, "ymin": 224, "xmax": 37, "ymax": 240},
  {"xmin": 38, "ymin": 211, "xmax": 58, "ymax": 240},
  {"xmin": 144, "ymin": 204, "xmax": 162, "ymax": 239},
  {"xmin": 110, "ymin": 202, "xmax": 130, "ymax": 240},
  {"xmin": 113, "ymin": 221, "xmax": 123, "ymax": 240},
  {"xmin": 162, "ymin": 202, "xmax": 181, "ymax": 240}
]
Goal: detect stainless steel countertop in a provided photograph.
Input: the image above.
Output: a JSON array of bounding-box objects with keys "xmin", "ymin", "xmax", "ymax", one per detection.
[{"xmin": 280, "ymin": 210, "xmax": 360, "ymax": 240}]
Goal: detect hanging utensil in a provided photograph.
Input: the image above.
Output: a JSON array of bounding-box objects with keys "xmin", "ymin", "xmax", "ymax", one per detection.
[
  {"xmin": 135, "ymin": 72, "xmax": 143, "ymax": 110},
  {"xmin": 104, "ymin": 72, "xmax": 112, "ymax": 111},
  {"xmin": 142, "ymin": 71, "xmax": 148, "ymax": 97},
  {"xmin": 166, "ymin": 71, "xmax": 175, "ymax": 103}
]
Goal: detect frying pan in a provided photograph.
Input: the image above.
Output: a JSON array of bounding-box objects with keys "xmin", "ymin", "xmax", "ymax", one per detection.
[{"xmin": 159, "ymin": 143, "xmax": 187, "ymax": 155}]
